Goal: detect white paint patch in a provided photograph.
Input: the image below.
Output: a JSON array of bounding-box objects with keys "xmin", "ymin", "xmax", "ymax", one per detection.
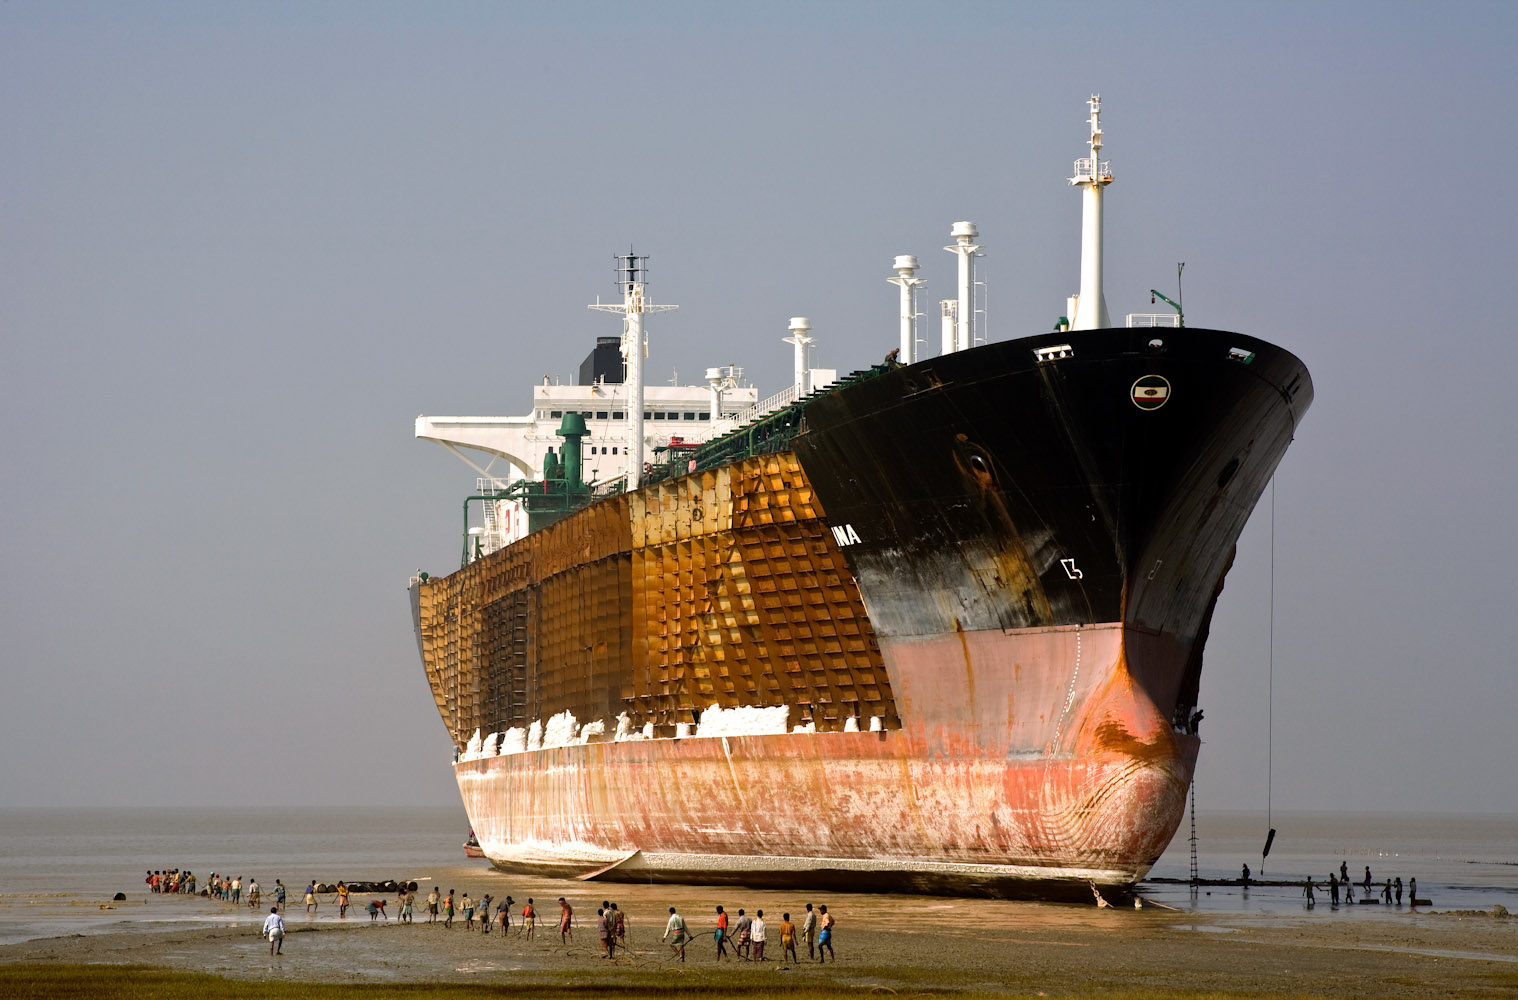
[{"xmin": 694, "ymin": 702, "xmax": 790, "ymax": 738}]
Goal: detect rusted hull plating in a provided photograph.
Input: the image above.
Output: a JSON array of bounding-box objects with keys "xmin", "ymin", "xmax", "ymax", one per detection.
[{"xmin": 455, "ymin": 622, "xmax": 1198, "ymax": 897}]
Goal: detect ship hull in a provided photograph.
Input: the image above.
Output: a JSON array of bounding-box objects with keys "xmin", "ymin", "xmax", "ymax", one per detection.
[
  {"xmin": 454, "ymin": 620, "xmax": 1198, "ymax": 899},
  {"xmin": 417, "ymin": 326, "xmax": 1311, "ymax": 899}
]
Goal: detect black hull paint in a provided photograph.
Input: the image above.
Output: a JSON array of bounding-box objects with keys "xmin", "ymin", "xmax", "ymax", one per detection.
[{"xmin": 793, "ymin": 327, "xmax": 1311, "ymax": 718}]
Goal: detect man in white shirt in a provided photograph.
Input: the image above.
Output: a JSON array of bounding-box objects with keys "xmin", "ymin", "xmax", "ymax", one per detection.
[
  {"xmin": 661, "ymin": 906, "xmax": 688, "ymax": 962},
  {"xmin": 751, "ymin": 909, "xmax": 768, "ymax": 962},
  {"xmin": 262, "ymin": 906, "xmax": 286, "ymax": 955}
]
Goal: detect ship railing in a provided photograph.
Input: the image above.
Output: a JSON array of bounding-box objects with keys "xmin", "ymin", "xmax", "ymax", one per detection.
[
  {"xmin": 1125, "ymin": 313, "xmax": 1182, "ymax": 328},
  {"xmin": 732, "ymin": 384, "xmax": 800, "ymax": 426},
  {"xmin": 1071, "ymin": 156, "xmax": 1113, "ymax": 182}
]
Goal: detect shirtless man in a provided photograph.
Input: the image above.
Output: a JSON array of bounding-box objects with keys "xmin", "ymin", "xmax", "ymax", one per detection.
[
  {"xmin": 779, "ymin": 912, "xmax": 798, "ymax": 964},
  {"xmin": 497, "ymin": 896, "xmax": 513, "ymax": 937}
]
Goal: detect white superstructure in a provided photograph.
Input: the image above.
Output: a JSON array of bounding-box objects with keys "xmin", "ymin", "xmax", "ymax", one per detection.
[{"xmin": 416, "ymin": 381, "xmax": 758, "ymax": 491}]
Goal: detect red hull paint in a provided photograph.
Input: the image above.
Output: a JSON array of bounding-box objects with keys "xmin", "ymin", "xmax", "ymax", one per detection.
[{"xmin": 455, "ymin": 622, "xmax": 1197, "ymax": 895}]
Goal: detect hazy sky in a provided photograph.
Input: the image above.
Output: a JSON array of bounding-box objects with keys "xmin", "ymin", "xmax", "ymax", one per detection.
[{"xmin": 3, "ymin": 1, "xmax": 1514, "ymax": 819}]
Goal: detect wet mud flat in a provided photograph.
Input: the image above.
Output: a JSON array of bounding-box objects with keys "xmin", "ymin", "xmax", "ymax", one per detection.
[{"xmin": 2, "ymin": 896, "xmax": 1515, "ymax": 998}]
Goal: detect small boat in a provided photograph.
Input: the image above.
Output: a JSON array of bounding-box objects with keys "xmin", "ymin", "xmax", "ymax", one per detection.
[{"xmin": 463, "ymin": 831, "xmax": 485, "ymax": 859}]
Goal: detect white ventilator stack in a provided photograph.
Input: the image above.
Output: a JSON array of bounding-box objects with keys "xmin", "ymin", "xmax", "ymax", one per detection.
[
  {"xmin": 1068, "ymin": 95, "xmax": 1113, "ymax": 331},
  {"xmin": 940, "ymin": 299, "xmax": 957, "ymax": 356},
  {"xmin": 886, "ymin": 255, "xmax": 924, "ymax": 363},
  {"xmin": 943, "ymin": 222, "xmax": 980, "ymax": 353},
  {"xmin": 705, "ymin": 364, "xmax": 742, "ymax": 433},
  {"xmin": 588, "ymin": 253, "xmax": 678, "ymax": 490},
  {"xmin": 784, "ymin": 317, "xmax": 815, "ymax": 396}
]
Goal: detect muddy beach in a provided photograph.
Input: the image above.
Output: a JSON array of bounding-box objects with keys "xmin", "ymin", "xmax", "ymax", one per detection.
[{"xmin": 3, "ymin": 884, "xmax": 1514, "ymax": 998}]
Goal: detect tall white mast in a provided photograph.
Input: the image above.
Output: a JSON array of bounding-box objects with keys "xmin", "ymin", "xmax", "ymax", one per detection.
[
  {"xmin": 783, "ymin": 317, "xmax": 814, "ymax": 396},
  {"xmin": 588, "ymin": 252, "xmax": 677, "ymax": 491},
  {"xmin": 1069, "ymin": 95, "xmax": 1113, "ymax": 330},
  {"xmin": 943, "ymin": 222, "xmax": 980, "ymax": 352},
  {"xmin": 886, "ymin": 255, "xmax": 924, "ymax": 363}
]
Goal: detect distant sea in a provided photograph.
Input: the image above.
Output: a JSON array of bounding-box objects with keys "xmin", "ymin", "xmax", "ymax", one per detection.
[{"xmin": 1, "ymin": 806, "xmax": 1513, "ymax": 946}]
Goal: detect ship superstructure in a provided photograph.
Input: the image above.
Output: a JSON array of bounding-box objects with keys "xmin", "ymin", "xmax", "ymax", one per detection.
[{"xmin": 409, "ymin": 98, "xmax": 1313, "ymax": 899}]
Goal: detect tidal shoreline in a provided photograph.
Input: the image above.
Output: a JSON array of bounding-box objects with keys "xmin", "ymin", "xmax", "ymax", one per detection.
[{"xmin": 3, "ymin": 899, "xmax": 1513, "ymax": 998}]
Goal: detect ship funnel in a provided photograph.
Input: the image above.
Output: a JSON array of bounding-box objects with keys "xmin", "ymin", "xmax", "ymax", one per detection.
[
  {"xmin": 784, "ymin": 317, "xmax": 815, "ymax": 396},
  {"xmin": 886, "ymin": 255, "xmax": 924, "ymax": 363},
  {"xmin": 1068, "ymin": 95, "xmax": 1113, "ymax": 330},
  {"xmin": 943, "ymin": 222, "xmax": 981, "ymax": 352},
  {"xmin": 555, "ymin": 411, "xmax": 589, "ymax": 494}
]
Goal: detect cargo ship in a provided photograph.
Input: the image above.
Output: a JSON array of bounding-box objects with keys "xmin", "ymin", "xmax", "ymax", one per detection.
[{"xmin": 408, "ymin": 97, "xmax": 1312, "ymax": 899}]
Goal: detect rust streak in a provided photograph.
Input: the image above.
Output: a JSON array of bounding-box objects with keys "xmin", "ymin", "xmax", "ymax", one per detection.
[{"xmin": 1090, "ymin": 720, "xmax": 1176, "ymax": 765}]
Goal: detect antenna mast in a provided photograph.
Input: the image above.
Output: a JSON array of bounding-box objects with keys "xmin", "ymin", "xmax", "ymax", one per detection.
[
  {"xmin": 588, "ymin": 251, "xmax": 678, "ymax": 491},
  {"xmin": 1068, "ymin": 95, "xmax": 1113, "ymax": 330}
]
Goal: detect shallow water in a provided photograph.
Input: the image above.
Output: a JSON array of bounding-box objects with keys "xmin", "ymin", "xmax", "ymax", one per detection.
[
  {"xmin": 1, "ymin": 806, "xmax": 1512, "ymax": 946},
  {"xmin": 1144, "ymin": 808, "xmax": 1518, "ymax": 915}
]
